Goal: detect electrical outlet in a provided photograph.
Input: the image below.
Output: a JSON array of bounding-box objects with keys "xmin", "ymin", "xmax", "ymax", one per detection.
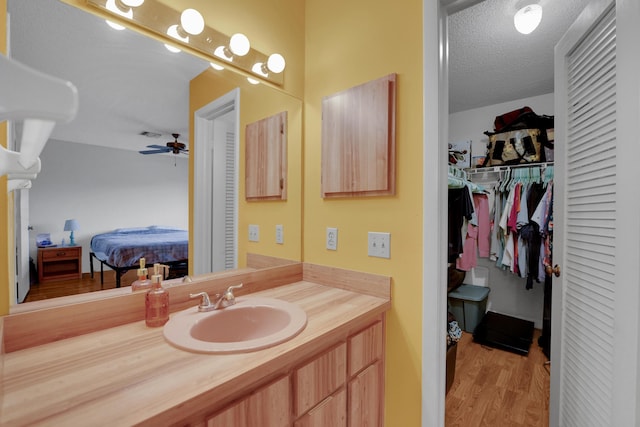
[
  {"xmin": 368, "ymin": 232, "xmax": 390, "ymax": 259},
  {"xmin": 326, "ymin": 227, "xmax": 338, "ymax": 250},
  {"xmin": 275, "ymin": 224, "xmax": 284, "ymax": 244},
  {"xmin": 248, "ymin": 224, "xmax": 260, "ymax": 242}
]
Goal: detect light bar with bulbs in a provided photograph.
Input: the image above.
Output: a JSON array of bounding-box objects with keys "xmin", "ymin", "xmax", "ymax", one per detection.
[{"xmin": 86, "ymin": 0, "xmax": 286, "ymax": 85}]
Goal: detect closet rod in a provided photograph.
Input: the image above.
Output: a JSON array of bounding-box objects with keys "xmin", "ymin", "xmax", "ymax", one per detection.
[{"xmin": 465, "ymin": 162, "xmax": 554, "ymax": 175}]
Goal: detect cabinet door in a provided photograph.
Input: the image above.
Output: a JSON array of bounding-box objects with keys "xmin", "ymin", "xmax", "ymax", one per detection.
[
  {"xmin": 248, "ymin": 375, "xmax": 290, "ymax": 427},
  {"xmin": 349, "ymin": 321, "xmax": 383, "ymax": 376},
  {"xmin": 294, "ymin": 343, "xmax": 347, "ymax": 417},
  {"xmin": 245, "ymin": 111, "xmax": 287, "ymax": 201},
  {"xmin": 348, "ymin": 361, "xmax": 382, "ymax": 427},
  {"xmin": 294, "ymin": 388, "xmax": 346, "ymax": 427},
  {"xmin": 321, "ymin": 74, "xmax": 396, "ymax": 198},
  {"xmin": 206, "ymin": 399, "xmax": 248, "ymax": 427},
  {"xmin": 206, "ymin": 376, "xmax": 290, "ymax": 427}
]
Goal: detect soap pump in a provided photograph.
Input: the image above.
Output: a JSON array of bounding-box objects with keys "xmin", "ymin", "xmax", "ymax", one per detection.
[
  {"xmin": 131, "ymin": 257, "xmax": 151, "ymax": 292},
  {"xmin": 145, "ymin": 263, "xmax": 170, "ymax": 327}
]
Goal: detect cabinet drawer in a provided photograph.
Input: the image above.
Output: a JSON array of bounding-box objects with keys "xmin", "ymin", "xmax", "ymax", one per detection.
[
  {"xmin": 348, "ymin": 321, "xmax": 383, "ymax": 376},
  {"xmin": 294, "ymin": 387, "xmax": 346, "ymax": 427},
  {"xmin": 294, "ymin": 342, "xmax": 346, "ymax": 417},
  {"xmin": 40, "ymin": 247, "xmax": 80, "ymax": 260}
]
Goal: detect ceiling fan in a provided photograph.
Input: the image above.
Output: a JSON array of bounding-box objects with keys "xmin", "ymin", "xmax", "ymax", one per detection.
[{"xmin": 139, "ymin": 133, "xmax": 188, "ymax": 155}]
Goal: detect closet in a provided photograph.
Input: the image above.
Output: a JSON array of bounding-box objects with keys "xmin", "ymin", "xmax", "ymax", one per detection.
[{"xmin": 447, "ymin": 160, "xmax": 554, "ymax": 364}]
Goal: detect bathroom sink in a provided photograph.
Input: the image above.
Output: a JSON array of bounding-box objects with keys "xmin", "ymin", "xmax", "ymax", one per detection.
[{"xmin": 163, "ymin": 297, "xmax": 308, "ymax": 354}]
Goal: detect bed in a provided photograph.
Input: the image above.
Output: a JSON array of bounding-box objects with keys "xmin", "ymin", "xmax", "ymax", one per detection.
[{"xmin": 89, "ymin": 226, "xmax": 188, "ymax": 288}]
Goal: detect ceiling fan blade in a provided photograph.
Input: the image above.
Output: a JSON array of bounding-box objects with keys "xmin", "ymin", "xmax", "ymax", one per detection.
[
  {"xmin": 145, "ymin": 144, "xmax": 169, "ymax": 150},
  {"xmin": 139, "ymin": 148, "xmax": 171, "ymax": 155}
]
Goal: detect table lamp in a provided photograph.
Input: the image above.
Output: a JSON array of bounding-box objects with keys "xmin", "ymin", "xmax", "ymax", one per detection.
[{"xmin": 64, "ymin": 219, "xmax": 80, "ymax": 246}]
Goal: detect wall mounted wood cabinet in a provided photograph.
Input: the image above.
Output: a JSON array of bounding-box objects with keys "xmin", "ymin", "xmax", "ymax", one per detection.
[
  {"xmin": 245, "ymin": 111, "xmax": 288, "ymax": 201},
  {"xmin": 321, "ymin": 74, "xmax": 396, "ymax": 198}
]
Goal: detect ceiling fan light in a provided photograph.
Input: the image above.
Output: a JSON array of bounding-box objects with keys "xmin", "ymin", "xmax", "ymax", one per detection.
[
  {"xmin": 267, "ymin": 53, "xmax": 286, "ymax": 73},
  {"xmin": 514, "ymin": 4, "xmax": 542, "ymax": 35},
  {"xmin": 229, "ymin": 33, "xmax": 250, "ymax": 56},
  {"xmin": 180, "ymin": 8, "xmax": 205, "ymax": 36}
]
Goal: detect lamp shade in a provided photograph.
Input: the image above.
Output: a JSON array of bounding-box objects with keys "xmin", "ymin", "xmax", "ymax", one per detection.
[
  {"xmin": 514, "ymin": 4, "xmax": 543, "ymax": 35},
  {"xmin": 64, "ymin": 219, "xmax": 80, "ymax": 231}
]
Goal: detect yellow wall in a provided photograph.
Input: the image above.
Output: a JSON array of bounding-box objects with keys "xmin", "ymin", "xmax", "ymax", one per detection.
[
  {"xmin": 0, "ymin": 0, "xmax": 8, "ymax": 316},
  {"xmin": 189, "ymin": 70, "xmax": 303, "ymax": 266},
  {"xmin": 304, "ymin": 0, "xmax": 424, "ymax": 424}
]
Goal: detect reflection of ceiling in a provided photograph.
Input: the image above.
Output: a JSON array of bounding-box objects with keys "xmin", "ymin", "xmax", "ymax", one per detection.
[
  {"xmin": 449, "ymin": 0, "xmax": 592, "ymax": 113},
  {"xmin": 7, "ymin": 0, "xmax": 593, "ymax": 148},
  {"xmin": 8, "ymin": 0, "xmax": 209, "ymax": 153}
]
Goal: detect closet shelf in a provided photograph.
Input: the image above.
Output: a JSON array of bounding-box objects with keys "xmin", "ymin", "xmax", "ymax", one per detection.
[{"xmin": 464, "ymin": 162, "xmax": 554, "ymax": 176}]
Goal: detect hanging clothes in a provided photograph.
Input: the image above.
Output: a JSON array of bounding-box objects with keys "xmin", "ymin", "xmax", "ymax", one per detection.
[{"xmin": 456, "ymin": 193, "xmax": 491, "ymax": 271}]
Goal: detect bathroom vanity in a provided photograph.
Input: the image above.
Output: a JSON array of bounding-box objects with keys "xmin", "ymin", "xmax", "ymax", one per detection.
[{"xmin": 0, "ymin": 257, "xmax": 391, "ymax": 426}]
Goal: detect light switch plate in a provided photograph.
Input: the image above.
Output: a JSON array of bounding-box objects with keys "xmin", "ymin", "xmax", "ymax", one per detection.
[
  {"xmin": 368, "ymin": 232, "xmax": 390, "ymax": 258},
  {"xmin": 275, "ymin": 224, "xmax": 284, "ymax": 244},
  {"xmin": 248, "ymin": 224, "xmax": 260, "ymax": 242},
  {"xmin": 326, "ymin": 227, "xmax": 338, "ymax": 250}
]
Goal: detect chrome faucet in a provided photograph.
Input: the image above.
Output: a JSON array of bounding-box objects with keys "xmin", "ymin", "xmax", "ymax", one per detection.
[{"xmin": 189, "ymin": 283, "xmax": 243, "ymax": 312}]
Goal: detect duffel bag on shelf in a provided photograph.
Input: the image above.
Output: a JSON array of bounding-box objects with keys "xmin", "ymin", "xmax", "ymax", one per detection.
[{"xmin": 483, "ymin": 128, "xmax": 545, "ymax": 167}]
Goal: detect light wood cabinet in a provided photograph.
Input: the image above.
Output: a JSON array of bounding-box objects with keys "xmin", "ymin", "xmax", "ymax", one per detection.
[
  {"xmin": 321, "ymin": 74, "xmax": 396, "ymax": 198},
  {"xmin": 204, "ymin": 319, "xmax": 384, "ymax": 427},
  {"xmin": 206, "ymin": 375, "xmax": 290, "ymax": 427},
  {"xmin": 245, "ymin": 111, "xmax": 287, "ymax": 201},
  {"xmin": 294, "ymin": 343, "xmax": 346, "ymax": 417},
  {"xmin": 294, "ymin": 387, "xmax": 347, "ymax": 427},
  {"xmin": 348, "ymin": 321, "xmax": 384, "ymax": 426},
  {"xmin": 348, "ymin": 361, "xmax": 382, "ymax": 426}
]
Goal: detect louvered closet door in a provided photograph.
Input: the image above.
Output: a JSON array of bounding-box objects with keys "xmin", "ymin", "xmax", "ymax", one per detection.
[{"xmin": 552, "ymin": 2, "xmax": 616, "ymax": 426}]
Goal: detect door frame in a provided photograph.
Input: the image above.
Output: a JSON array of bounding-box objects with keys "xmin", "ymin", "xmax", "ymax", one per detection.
[{"xmin": 192, "ymin": 88, "xmax": 239, "ymax": 275}]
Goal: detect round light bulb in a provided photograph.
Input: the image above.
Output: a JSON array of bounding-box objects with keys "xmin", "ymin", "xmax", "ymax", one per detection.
[
  {"xmin": 229, "ymin": 33, "xmax": 250, "ymax": 56},
  {"xmin": 514, "ymin": 4, "xmax": 542, "ymax": 35},
  {"xmin": 267, "ymin": 53, "xmax": 286, "ymax": 73},
  {"xmin": 210, "ymin": 62, "xmax": 224, "ymax": 71},
  {"xmin": 180, "ymin": 8, "xmax": 205, "ymax": 36},
  {"xmin": 252, "ymin": 62, "xmax": 268, "ymax": 77},
  {"xmin": 164, "ymin": 44, "xmax": 181, "ymax": 53},
  {"xmin": 121, "ymin": 0, "xmax": 144, "ymax": 6},
  {"xmin": 247, "ymin": 77, "xmax": 260, "ymax": 85},
  {"xmin": 105, "ymin": 19, "xmax": 126, "ymax": 30}
]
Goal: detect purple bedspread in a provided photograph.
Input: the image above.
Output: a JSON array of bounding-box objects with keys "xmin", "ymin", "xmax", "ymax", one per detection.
[{"xmin": 90, "ymin": 226, "xmax": 188, "ymax": 268}]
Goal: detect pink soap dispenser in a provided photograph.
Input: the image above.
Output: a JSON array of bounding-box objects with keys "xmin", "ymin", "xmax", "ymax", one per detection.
[
  {"xmin": 145, "ymin": 264, "xmax": 169, "ymax": 327},
  {"xmin": 131, "ymin": 257, "xmax": 151, "ymax": 291}
]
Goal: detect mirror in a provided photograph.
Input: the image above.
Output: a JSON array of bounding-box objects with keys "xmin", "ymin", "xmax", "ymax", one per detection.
[{"xmin": 7, "ymin": 0, "xmax": 302, "ymax": 308}]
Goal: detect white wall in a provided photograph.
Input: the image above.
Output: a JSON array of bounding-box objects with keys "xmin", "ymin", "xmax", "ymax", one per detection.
[
  {"xmin": 29, "ymin": 139, "xmax": 188, "ymax": 273},
  {"xmin": 448, "ymin": 92, "xmax": 554, "ymax": 328}
]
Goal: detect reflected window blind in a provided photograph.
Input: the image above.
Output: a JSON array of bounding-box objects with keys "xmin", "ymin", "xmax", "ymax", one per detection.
[{"xmin": 562, "ymin": 6, "xmax": 616, "ymax": 426}]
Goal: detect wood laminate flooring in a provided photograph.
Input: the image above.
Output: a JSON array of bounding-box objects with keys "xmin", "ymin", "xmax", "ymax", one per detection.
[
  {"xmin": 23, "ymin": 270, "xmax": 140, "ymax": 302},
  {"xmin": 446, "ymin": 329, "xmax": 550, "ymax": 427}
]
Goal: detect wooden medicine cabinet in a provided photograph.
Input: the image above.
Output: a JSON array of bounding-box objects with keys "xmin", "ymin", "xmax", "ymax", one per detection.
[
  {"xmin": 245, "ymin": 111, "xmax": 288, "ymax": 201},
  {"xmin": 321, "ymin": 73, "xmax": 397, "ymax": 198}
]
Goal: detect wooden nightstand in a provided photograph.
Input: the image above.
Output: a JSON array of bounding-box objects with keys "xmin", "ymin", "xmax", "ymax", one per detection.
[{"xmin": 37, "ymin": 246, "xmax": 82, "ymax": 283}]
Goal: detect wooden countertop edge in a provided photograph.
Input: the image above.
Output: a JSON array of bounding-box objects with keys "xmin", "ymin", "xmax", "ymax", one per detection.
[{"xmin": 2, "ymin": 258, "xmax": 392, "ymax": 353}]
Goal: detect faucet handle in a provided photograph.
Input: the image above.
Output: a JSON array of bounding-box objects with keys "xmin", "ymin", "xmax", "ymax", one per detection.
[
  {"xmin": 190, "ymin": 292, "xmax": 215, "ymax": 312},
  {"xmin": 226, "ymin": 283, "xmax": 243, "ymax": 295}
]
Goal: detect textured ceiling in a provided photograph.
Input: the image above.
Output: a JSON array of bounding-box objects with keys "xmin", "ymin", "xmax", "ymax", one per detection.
[
  {"xmin": 7, "ymin": 0, "xmax": 594, "ymax": 151},
  {"xmin": 8, "ymin": 0, "xmax": 209, "ymax": 153},
  {"xmin": 449, "ymin": 0, "xmax": 592, "ymax": 113}
]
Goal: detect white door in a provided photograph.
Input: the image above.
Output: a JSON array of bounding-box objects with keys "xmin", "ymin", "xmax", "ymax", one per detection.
[
  {"xmin": 193, "ymin": 89, "xmax": 239, "ymax": 275},
  {"xmin": 552, "ymin": 0, "xmax": 640, "ymax": 425}
]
